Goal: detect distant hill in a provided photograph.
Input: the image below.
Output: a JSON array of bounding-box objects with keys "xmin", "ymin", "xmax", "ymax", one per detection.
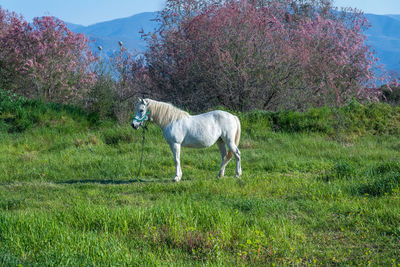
[
  {"xmin": 68, "ymin": 12, "xmax": 400, "ymax": 74},
  {"xmin": 65, "ymin": 22, "xmax": 85, "ymax": 31},
  {"xmin": 388, "ymin": 15, "xmax": 400, "ymax": 21},
  {"xmin": 69, "ymin": 12, "xmax": 159, "ymax": 56},
  {"xmin": 364, "ymin": 13, "xmax": 400, "ymax": 74}
]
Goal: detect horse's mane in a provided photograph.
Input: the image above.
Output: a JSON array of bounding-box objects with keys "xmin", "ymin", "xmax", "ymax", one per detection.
[{"xmin": 146, "ymin": 99, "xmax": 189, "ymax": 128}]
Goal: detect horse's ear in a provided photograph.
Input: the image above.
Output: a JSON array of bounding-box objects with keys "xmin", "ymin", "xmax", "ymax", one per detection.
[
  {"xmin": 138, "ymin": 97, "xmax": 143, "ymax": 103},
  {"xmin": 143, "ymin": 99, "xmax": 148, "ymax": 105}
]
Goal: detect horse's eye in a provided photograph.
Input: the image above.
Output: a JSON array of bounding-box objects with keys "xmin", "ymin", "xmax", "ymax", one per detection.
[{"xmin": 140, "ymin": 109, "xmax": 144, "ymax": 113}]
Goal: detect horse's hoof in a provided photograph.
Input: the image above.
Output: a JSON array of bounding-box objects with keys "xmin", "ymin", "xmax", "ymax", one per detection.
[{"xmin": 172, "ymin": 177, "xmax": 181, "ymax": 182}]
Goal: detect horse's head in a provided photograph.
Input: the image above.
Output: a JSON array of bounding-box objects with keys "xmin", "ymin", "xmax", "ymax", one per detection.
[{"xmin": 131, "ymin": 98, "xmax": 150, "ymax": 130}]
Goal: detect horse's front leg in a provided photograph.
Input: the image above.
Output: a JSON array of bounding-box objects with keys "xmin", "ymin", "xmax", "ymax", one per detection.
[{"xmin": 170, "ymin": 143, "xmax": 182, "ymax": 182}]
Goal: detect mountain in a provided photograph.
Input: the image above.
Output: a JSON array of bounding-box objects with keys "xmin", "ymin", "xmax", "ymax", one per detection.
[
  {"xmin": 65, "ymin": 22, "xmax": 85, "ymax": 31},
  {"xmin": 364, "ymin": 13, "xmax": 400, "ymax": 74},
  {"xmin": 69, "ymin": 12, "xmax": 159, "ymax": 56},
  {"xmin": 68, "ymin": 12, "xmax": 400, "ymax": 74},
  {"xmin": 388, "ymin": 15, "xmax": 400, "ymax": 22}
]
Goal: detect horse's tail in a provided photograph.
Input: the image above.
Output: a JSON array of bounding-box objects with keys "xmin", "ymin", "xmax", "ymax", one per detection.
[
  {"xmin": 227, "ymin": 116, "xmax": 241, "ymax": 159},
  {"xmin": 234, "ymin": 116, "xmax": 241, "ymax": 148}
]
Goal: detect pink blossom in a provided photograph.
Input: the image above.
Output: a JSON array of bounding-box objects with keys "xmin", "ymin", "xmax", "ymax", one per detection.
[
  {"xmin": 141, "ymin": 0, "xmax": 395, "ymax": 110},
  {"xmin": 0, "ymin": 8, "xmax": 97, "ymax": 104}
]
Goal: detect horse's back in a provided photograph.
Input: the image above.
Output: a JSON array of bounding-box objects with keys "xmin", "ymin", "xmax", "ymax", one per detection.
[{"xmin": 190, "ymin": 110, "xmax": 237, "ymax": 130}]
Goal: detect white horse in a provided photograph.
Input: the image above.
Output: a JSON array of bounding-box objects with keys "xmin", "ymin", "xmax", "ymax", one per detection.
[{"xmin": 131, "ymin": 98, "xmax": 241, "ymax": 182}]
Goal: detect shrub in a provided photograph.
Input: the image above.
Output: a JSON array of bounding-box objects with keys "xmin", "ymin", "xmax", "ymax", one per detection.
[
  {"xmin": 271, "ymin": 107, "xmax": 334, "ymax": 134},
  {"xmin": 382, "ymin": 85, "xmax": 400, "ymax": 105},
  {"xmin": 337, "ymin": 100, "xmax": 400, "ymax": 135},
  {"xmin": 0, "ymin": 89, "xmax": 90, "ymax": 133},
  {"xmin": 240, "ymin": 101, "xmax": 400, "ymax": 137},
  {"xmin": 0, "ymin": 90, "xmax": 36, "ymax": 132},
  {"xmin": 85, "ymin": 57, "xmax": 117, "ymax": 120},
  {"xmin": 0, "ymin": 8, "xmax": 97, "ymax": 104},
  {"xmin": 142, "ymin": 0, "xmax": 395, "ymax": 111},
  {"xmin": 239, "ymin": 110, "xmax": 273, "ymax": 138}
]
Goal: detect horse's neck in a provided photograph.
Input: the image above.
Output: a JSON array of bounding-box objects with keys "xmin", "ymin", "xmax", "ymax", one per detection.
[
  {"xmin": 147, "ymin": 101, "xmax": 164, "ymax": 128},
  {"xmin": 147, "ymin": 100, "xmax": 188, "ymax": 129}
]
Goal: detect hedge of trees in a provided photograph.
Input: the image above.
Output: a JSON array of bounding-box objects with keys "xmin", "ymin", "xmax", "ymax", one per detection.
[
  {"xmin": 141, "ymin": 0, "xmax": 397, "ymax": 111},
  {"xmin": 1, "ymin": 0, "xmax": 398, "ymax": 119}
]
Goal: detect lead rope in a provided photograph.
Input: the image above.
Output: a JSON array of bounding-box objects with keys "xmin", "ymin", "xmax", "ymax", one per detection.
[{"xmin": 136, "ymin": 122, "xmax": 148, "ymax": 181}]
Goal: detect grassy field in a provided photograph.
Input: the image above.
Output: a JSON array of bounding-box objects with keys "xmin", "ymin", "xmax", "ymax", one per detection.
[{"xmin": 1, "ymin": 98, "xmax": 400, "ymax": 265}]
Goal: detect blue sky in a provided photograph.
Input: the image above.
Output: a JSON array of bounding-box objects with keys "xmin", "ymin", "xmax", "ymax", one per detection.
[
  {"xmin": 0, "ymin": 0, "xmax": 399, "ymax": 26},
  {"xmin": 0, "ymin": 0, "xmax": 165, "ymax": 26},
  {"xmin": 334, "ymin": 0, "xmax": 400, "ymax": 15}
]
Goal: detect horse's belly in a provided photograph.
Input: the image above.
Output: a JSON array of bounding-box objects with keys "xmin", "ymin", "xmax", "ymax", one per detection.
[
  {"xmin": 181, "ymin": 126, "xmax": 220, "ymax": 147},
  {"xmin": 181, "ymin": 135, "xmax": 217, "ymax": 148}
]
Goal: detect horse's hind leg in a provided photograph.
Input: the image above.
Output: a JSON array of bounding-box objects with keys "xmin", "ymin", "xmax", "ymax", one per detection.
[
  {"xmin": 227, "ymin": 141, "xmax": 242, "ymax": 178},
  {"xmin": 217, "ymin": 140, "xmax": 233, "ymax": 178}
]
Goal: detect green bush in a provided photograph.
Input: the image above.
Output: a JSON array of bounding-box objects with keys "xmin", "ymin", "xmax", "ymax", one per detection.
[
  {"xmin": 0, "ymin": 90, "xmax": 35, "ymax": 132},
  {"xmin": 2, "ymin": 88, "xmax": 400, "ymax": 137},
  {"xmin": 382, "ymin": 86, "xmax": 400, "ymax": 105},
  {"xmin": 0, "ymin": 89, "xmax": 91, "ymax": 133},
  {"xmin": 86, "ymin": 74, "xmax": 116, "ymax": 120},
  {"xmin": 239, "ymin": 110, "xmax": 273, "ymax": 138},
  {"xmin": 337, "ymin": 100, "xmax": 400, "ymax": 135},
  {"xmin": 240, "ymin": 100, "xmax": 400, "ymax": 137},
  {"xmin": 271, "ymin": 107, "xmax": 334, "ymax": 133}
]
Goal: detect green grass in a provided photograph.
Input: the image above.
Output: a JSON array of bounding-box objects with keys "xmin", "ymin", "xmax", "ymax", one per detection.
[{"xmin": 1, "ymin": 97, "xmax": 400, "ymax": 265}]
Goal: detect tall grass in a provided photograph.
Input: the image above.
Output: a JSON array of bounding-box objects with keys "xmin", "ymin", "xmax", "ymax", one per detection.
[{"xmin": 1, "ymin": 91, "xmax": 400, "ymax": 265}]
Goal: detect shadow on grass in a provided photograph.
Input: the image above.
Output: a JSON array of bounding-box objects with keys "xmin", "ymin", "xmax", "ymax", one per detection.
[
  {"xmin": 55, "ymin": 176, "xmax": 248, "ymax": 186},
  {"xmin": 56, "ymin": 178, "xmax": 171, "ymax": 185}
]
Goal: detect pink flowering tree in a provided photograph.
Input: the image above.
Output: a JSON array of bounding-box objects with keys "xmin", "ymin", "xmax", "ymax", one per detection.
[
  {"xmin": 0, "ymin": 8, "xmax": 24, "ymax": 91},
  {"xmin": 143, "ymin": 0, "xmax": 395, "ymax": 111},
  {"xmin": 0, "ymin": 7, "xmax": 97, "ymax": 104}
]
